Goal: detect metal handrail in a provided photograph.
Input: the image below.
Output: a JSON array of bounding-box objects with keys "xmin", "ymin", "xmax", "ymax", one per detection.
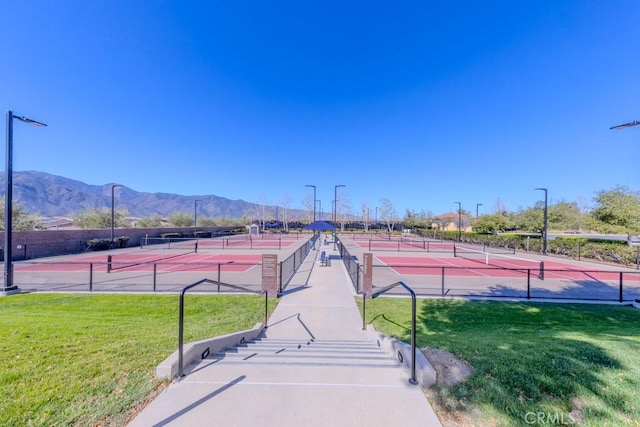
[
  {"xmin": 177, "ymin": 278, "xmax": 267, "ymax": 378},
  {"xmin": 362, "ymin": 281, "xmax": 418, "ymax": 385}
]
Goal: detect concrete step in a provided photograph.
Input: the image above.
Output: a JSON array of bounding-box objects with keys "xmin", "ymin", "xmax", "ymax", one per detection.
[
  {"xmin": 214, "ymin": 338, "xmax": 394, "ymax": 364},
  {"xmin": 182, "ymin": 337, "xmax": 408, "ymax": 386}
]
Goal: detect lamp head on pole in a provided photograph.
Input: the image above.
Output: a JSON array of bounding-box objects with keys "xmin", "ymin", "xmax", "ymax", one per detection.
[
  {"xmin": 13, "ymin": 115, "xmax": 47, "ymax": 127},
  {"xmin": 610, "ymin": 120, "xmax": 640, "ymax": 130}
]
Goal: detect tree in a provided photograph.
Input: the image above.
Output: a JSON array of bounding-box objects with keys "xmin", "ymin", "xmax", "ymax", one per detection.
[
  {"xmin": 302, "ymin": 194, "xmax": 314, "ymax": 223},
  {"xmin": 514, "ymin": 202, "xmax": 544, "ymax": 232},
  {"xmin": 360, "ymin": 202, "xmax": 371, "ymax": 231},
  {"xmin": 548, "ymin": 201, "xmax": 581, "ymax": 231},
  {"xmin": 591, "ymin": 186, "xmax": 640, "ymax": 234},
  {"xmin": 473, "ymin": 213, "xmax": 514, "ymax": 234},
  {"xmin": 72, "ymin": 208, "xmax": 129, "ymax": 229},
  {"xmin": 337, "ymin": 198, "xmax": 352, "ymax": 231},
  {"xmin": 433, "ymin": 215, "xmax": 454, "ymax": 232},
  {"xmin": 167, "ymin": 212, "xmax": 193, "ymax": 227},
  {"xmin": 404, "ymin": 209, "xmax": 433, "ymax": 229},
  {"xmin": 279, "ymin": 193, "xmax": 294, "ymax": 232},
  {"xmin": 198, "ymin": 217, "xmax": 218, "ymax": 226},
  {"xmin": 492, "ymin": 198, "xmax": 509, "ymax": 215},
  {"xmin": 136, "ymin": 214, "xmax": 163, "ymax": 228},
  {"xmin": 379, "ymin": 198, "xmax": 398, "ymax": 233},
  {"xmin": 0, "ymin": 200, "xmax": 43, "ymax": 231}
]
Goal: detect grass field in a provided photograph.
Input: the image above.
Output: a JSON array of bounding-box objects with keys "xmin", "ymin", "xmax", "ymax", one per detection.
[
  {"xmin": 361, "ymin": 299, "xmax": 640, "ymax": 427},
  {"xmin": 0, "ymin": 293, "xmax": 276, "ymax": 426}
]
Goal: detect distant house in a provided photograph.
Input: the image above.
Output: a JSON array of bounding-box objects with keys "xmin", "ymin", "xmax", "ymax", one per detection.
[{"xmin": 431, "ymin": 212, "xmax": 472, "ymax": 232}]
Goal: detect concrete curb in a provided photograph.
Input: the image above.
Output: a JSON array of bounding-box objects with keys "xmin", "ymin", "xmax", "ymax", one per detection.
[
  {"xmin": 156, "ymin": 323, "xmax": 265, "ymax": 379},
  {"xmin": 366, "ymin": 324, "xmax": 436, "ymax": 387}
]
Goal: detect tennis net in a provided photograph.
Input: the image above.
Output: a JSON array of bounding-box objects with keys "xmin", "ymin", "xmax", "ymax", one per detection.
[
  {"xmin": 108, "ymin": 244, "xmax": 197, "ymax": 272},
  {"xmin": 454, "ymin": 244, "xmax": 544, "ymax": 279},
  {"xmin": 400, "ymin": 236, "xmax": 427, "ymax": 249}
]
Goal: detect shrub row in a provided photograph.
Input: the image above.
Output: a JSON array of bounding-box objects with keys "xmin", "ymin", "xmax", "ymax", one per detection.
[
  {"xmin": 85, "ymin": 236, "xmax": 130, "ymax": 251},
  {"xmin": 415, "ymin": 229, "xmax": 638, "ymax": 268}
]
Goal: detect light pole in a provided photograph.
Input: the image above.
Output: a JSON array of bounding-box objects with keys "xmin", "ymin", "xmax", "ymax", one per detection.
[
  {"xmin": 111, "ymin": 184, "xmax": 122, "ymax": 244},
  {"xmin": 333, "ymin": 185, "xmax": 345, "ymax": 224},
  {"xmin": 4, "ymin": 111, "xmax": 46, "ymax": 294},
  {"xmin": 375, "ymin": 207, "xmax": 378, "ymax": 225},
  {"xmin": 453, "ymin": 202, "xmax": 462, "ymax": 242},
  {"xmin": 316, "ymin": 200, "xmax": 321, "ymax": 221},
  {"xmin": 305, "ymin": 185, "xmax": 316, "ymax": 222},
  {"xmin": 333, "ymin": 184, "xmax": 346, "ymax": 250},
  {"xmin": 194, "ymin": 199, "xmax": 201, "ymax": 235},
  {"xmin": 534, "ymin": 188, "xmax": 548, "ymax": 255},
  {"xmin": 476, "ymin": 203, "xmax": 483, "ymax": 220}
]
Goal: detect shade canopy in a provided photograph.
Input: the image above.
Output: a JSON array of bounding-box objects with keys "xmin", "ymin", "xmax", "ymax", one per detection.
[{"xmin": 302, "ymin": 220, "xmax": 336, "ymax": 231}]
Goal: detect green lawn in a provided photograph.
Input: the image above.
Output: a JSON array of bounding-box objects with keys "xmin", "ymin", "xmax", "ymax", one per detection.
[
  {"xmin": 361, "ymin": 299, "xmax": 640, "ymax": 426},
  {"xmin": 0, "ymin": 293, "xmax": 276, "ymax": 426}
]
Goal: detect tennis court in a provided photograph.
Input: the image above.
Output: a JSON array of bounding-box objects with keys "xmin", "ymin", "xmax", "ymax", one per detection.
[
  {"xmin": 11, "ymin": 235, "xmax": 312, "ymax": 294},
  {"xmin": 339, "ymin": 235, "xmax": 640, "ymax": 301}
]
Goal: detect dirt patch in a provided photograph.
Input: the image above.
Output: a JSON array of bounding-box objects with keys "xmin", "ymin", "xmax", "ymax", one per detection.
[
  {"xmin": 421, "ymin": 348, "xmax": 482, "ymax": 427},
  {"xmin": 422, "ymin": 348, "xmax": 473, "ymax": 386}
]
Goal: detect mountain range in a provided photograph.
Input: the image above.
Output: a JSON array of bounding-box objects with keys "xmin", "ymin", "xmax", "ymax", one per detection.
[{"xmin": 0, "ymin": 171, "xmax": 289, "ymax": 220}]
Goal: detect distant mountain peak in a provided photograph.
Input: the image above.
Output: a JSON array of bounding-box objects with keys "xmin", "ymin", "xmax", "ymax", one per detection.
[{"xmin": 0, "ymin": 170, "xmax": 287, "ymax": 220}]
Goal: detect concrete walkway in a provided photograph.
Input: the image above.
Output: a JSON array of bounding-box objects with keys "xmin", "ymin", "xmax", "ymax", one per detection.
[{"xmin": 129, "ymin": 240, "xmax": 442, "ymax": 426}]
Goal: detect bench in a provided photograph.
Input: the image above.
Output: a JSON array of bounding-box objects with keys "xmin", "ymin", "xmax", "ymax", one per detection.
[{"xmin": 320, "ymin": 251, "xmax": 327, "ymax": 266}]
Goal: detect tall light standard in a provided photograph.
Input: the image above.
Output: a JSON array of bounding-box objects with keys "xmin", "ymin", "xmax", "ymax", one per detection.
[
  {"xmin": 375, "ymin": 206, "xmax": 378, "ymax": 225},
  {"xmin": 4, "ymin": 111, "xmax": 46, "ymax": 294},
  {"xmin": 194, "ymin": 199, "xmax": 201, "ymax": 235},
  {"xmin": 305, "ymin": 185, "xmax": 316, "ymax": 222},
  {"xmin": 333, "ymin": 185, "xmax": 346, "ymax": 250},
  {"xmin": 111, "ymin": 184, "xmax": 122, "ymax": 244},
  {"xmin": 476, "ymin": 203, "xmax": 483, "ymax": 220},
  {"xmin": 534, "ymin": 188, "xmax": 548, "ymax": 255},
  {"xmin": 316, "ymin": 200, "xmax": 322, "ymax": 221},
  {"xmin": 453, "ymin": 202, "xmax": 462, "ymax": 242},
  {"xmin": 334, "ymin": 185, "xmax": 345, "ymax": 224}
]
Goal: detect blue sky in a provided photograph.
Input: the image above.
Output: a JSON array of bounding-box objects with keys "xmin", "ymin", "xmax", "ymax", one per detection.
[{"xmin": 2, "ymin": 1, "xmax": 639, "ymax": 218}]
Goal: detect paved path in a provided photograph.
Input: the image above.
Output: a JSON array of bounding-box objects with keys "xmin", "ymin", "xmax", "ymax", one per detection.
[{"xmin": 129, "ymin": 239, "xmax": 442, "ymax": 426}]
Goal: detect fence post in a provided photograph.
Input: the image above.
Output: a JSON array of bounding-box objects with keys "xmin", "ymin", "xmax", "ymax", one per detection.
[
  {"xmin": 527, "ymin": 269, "xmax": 531, "ymax": 299},
  {"xmin": 107, "ymin": 254, "xmax": 112, "ymax": 273},
  {"xmin": 89, "ymin": 263, "xmax": 93, "ymax": 291},
  {"xmin": 279, "ymin": 261, "xmax": 283, "ymax": 294},
  {"xmin": 153, "ymin": 263, "xmax": 157, "ymax": 292},
  {"xmin": 441, "ymin": 267, "xmax": 445, "ymax": 296}
]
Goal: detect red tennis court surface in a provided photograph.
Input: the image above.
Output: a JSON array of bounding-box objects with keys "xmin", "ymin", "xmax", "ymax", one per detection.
[
  {"xmin": 354, "ymin": 239, "xmax": 454, "ymax": 251},
  {"xmin": 197, "ymin": 239, "xmax": 297, "ymax": 249},
  {"xmin": 17, "ymin": 253, "xmax": 263, "ymax": 273},
  {"xmin": 376, "ymin": 255, "xmax": 640, "ymax": 281}
]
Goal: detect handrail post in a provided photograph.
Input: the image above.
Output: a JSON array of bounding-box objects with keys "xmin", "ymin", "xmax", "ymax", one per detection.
[
  {"xmin": 619, "ymin": 272, "xmax": 623, "ymax": 302},
  {"xmin": 362, "ymin": 291, "xmax": 366, "ymax": 330},
  {"xmin": 178, "ymin": 289, "xmax": 186, "ymax": 377},
  {"xmin": 411, "ymin": 291, "xmax": 417, "ymax": 384},
  {"xmin": 370, "ymin": 281, "xmax": 418, "ymax": 385},
  {"xmin": 264, "ymin": 290, "xmax": 268, "ymax": 326}
]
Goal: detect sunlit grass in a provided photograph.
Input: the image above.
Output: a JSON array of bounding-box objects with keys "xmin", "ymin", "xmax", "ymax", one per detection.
[
  {"xmin": 0, "ymin": 293, "xmax": 275, "ymax": 426},
  {"xmin": 360, "ymin": 299, "xmax": 640, "ymax": 426}
]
